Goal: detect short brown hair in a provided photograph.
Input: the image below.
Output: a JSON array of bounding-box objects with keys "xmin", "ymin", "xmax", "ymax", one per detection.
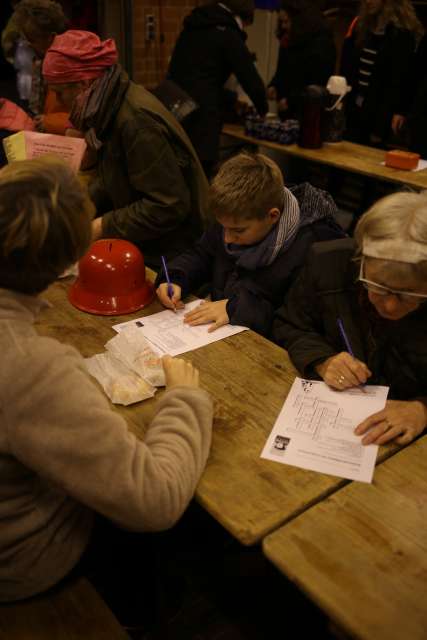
[
  {"xmin": 13, "ymin": 0, "xmax": 67, "ymax": 36},
  {"xmin": 210, "ymin": 152, "xmax": 284, "ymax": 220},
  {"xmin": 0, "ymin": 156, "xmax": 93, "ymax": 294}
]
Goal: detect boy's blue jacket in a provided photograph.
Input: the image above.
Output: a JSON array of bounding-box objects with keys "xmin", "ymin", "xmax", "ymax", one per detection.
[{"xmin": 155, "ymin": 183, "xmax": 345, "ymax": 337}]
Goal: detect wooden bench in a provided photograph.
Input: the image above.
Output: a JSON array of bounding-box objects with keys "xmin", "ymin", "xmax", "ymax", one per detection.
[
  {"xmin": 263, "ymin": 436, "xmax": 427, "ymax": 640},
  {"xmin": 0, "ymin": 577, "xmax": 129, "ymax": 640}
]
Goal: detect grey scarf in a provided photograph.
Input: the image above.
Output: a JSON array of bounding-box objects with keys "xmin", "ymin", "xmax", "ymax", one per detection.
[{"xmin": 224, "ymin": 187, "xmax": 300, "ymax": 270}]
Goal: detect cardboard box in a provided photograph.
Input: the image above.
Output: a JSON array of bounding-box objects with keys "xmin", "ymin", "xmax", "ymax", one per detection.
[{"xmin": 385, "ymin": 149, "xmax": 420, "ymax": 171}]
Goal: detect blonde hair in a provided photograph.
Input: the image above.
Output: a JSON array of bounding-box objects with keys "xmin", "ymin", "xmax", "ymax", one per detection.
[
  {"xmin": 0, "ymin": 156, "xmax": 93, "ymax": 294},
  {"xmin": 210, "ymin": 152, "xmax": 285, "ymax": 220},
  {"xmin": 357, "ymin": 0, "xmax": 424, "ymax": 42},
  {"xmin": 354, "ymin": 191, "xmax": 427, "ymax": 281}
]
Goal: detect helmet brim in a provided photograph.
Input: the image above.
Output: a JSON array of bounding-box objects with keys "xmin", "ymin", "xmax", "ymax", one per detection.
[{"xmin": 68, "ymin": 280, "xmax": 155, "ymax": 316}]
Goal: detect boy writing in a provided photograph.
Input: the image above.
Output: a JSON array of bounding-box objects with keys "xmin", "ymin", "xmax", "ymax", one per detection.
[{"xmin": 156, "ymin": 152, "xmax": 344, "ymax": 337}]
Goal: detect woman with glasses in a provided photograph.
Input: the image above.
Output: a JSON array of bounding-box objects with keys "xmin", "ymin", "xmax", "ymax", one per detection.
[{"xmin": 273, "ymin": 191, "xmax": 427, "ymax": 447}]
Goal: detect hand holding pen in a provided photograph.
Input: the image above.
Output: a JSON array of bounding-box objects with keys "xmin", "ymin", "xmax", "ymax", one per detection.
[
  {"xmin": 157, "ymin": 256, "xmax": 184, "ymax": 312},
  {"xmin": 315, "ymin": 318, "xmax": 372, "ymax": 390}
]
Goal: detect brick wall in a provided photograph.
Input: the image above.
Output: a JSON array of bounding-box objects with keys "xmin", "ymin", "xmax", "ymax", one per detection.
[{"xmin": 133, "ymin": 1, "xmax": 203, "ymax": 89}]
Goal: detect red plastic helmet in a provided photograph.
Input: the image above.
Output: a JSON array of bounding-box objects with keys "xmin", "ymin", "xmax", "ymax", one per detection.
[{"xmin": 69, "ymin": 239, "xmax": 154, "ymax": 315}]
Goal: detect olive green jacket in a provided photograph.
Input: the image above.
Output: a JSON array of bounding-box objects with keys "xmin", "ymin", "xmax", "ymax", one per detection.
[{"xmin": 93, "ymin": 78, "xmax": 210, "ymax": 266}]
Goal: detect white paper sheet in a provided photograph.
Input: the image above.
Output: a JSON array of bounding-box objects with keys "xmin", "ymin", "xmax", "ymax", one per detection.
[
  {"xmin": 261, "ymin": 377, "xmax": 389, "ymax": 483},
  {"xmin": 112, "ymin": 299, "xmax": 248, "ymax": 356}
]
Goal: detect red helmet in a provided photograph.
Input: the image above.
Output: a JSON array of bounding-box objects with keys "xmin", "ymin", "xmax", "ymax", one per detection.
[{"xmin": 69, "ymin": 239, "xmax": 154, "ymax": 315}]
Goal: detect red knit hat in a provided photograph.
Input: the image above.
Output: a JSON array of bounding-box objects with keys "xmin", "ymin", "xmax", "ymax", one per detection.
[{"xmin": 43, "ymin": 30, "xmax": 118, "ymax": 84}]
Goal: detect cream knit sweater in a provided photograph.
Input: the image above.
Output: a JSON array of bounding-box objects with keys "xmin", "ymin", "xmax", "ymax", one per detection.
[{"xmin": 0, "ymin": 289, "xmax": 213, "ymax": 602}]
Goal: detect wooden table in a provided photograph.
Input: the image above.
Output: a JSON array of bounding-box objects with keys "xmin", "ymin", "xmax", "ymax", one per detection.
[
  {"xmin": 263, "ymin": 436, "xmax": 427, "ymax": 640},
  {"xmin": 36, "ymin": 277, "xmax": 396, "ymax": 546},
  {"xmin": 223, "ymin": 124, "xmax": 427, "ymax": 190}
]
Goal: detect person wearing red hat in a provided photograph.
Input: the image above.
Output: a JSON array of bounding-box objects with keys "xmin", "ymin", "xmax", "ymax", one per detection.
[{"xmin": 43, "ymin": 30, "xmax": 210, "ymax": 267}]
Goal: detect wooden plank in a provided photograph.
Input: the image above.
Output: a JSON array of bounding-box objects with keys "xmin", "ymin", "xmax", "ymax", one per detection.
[
  {"xmin": 223, "ymin": 124, "xmax": 427, "ymax": 190},
  {"xmin": 0, "ymin": 577, "xmax": 129, "ymax": 640},
  {"xmin": 263, "ymin": 436, "xmax": 427, "ymax": 640},
  {"xmin": 36, "ymin": 278, "xmax": 398, "ymax": 546}
]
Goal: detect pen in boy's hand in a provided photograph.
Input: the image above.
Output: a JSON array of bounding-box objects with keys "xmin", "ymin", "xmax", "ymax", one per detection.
[{"xmin": 161, "ymin": 255, "xmax": 176, "ymax": 312}]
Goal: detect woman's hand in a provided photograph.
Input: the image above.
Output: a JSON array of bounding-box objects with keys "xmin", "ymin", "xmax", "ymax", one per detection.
[
  {"xmin": 156, "ymin": 283, "xmax": 184, "ymax": 310},
  {"xmin": 315, "ymin": 352, "xmax": 372, "ymax": 390},
  {"xmin": 65, "ymin": 128, "xmax": 84, "ymax": 138},
  {"xmin": 162, "ymin": 355, "xmax": 199, "ymax": 389},
  {"xmin": 391, "ymin": 114, "xmax": 406, "ymax": 135},
  {"xmin": 184, "ymin": 299, "xmax": 229, "ymax": 333},
  {"xmin": 355, "ymin": 400, "xmax": 427, "ymax": 446}
]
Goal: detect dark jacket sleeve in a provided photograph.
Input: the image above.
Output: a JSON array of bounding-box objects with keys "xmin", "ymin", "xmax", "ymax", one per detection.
[
  {"xmin": 304, "ymin": 35, "xmax": 336, "ymax": 88},
  {"xmin": 372, "ymin": 28, "xmax": 415, "ymax": 135},
  {"xmin": 223, "ymin": 31, "xmax": 268, "ymax": 116},
  {"xmin": 228, "ymin": 219, "xmax": 345, "ymax": 337},
  {"xmin": 101, "ymin": 120, "xmax": 192, "ymax": 242},
  {"xmin": 226, "ymin": 279, "xmax": 276, "ymax": 336},
  {"xmin": 268, "ymin": 46, "xmax": 287, "ymax": 94},
  {"xmin": 340, "ymin": 33, "xmax": 356, "ymax": 87},
  {"xmin": 273, "ymin": 250, "xmax": 338, "ymax": 375},
  {"xmin": 154, "ymin": 227, "xmax": 218, "ymax": 296},
  {"xmin": 401, "ymin": 34, "xmax": 427, "ymax": 118}
]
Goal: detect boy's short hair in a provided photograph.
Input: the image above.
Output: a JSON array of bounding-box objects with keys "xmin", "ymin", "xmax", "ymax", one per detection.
[
  {"xmin": 0, "ymin": 156, "xmax": 93, "ymax": 295},
  {"xmin": 210, "ymin": 153, "xmax": 284, "ymax": 220}
]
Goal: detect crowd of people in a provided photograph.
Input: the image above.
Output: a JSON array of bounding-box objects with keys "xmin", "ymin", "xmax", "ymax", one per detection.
[{"xmin": 0, "ymin": 0, "xmax": 426, "ymax": 637}]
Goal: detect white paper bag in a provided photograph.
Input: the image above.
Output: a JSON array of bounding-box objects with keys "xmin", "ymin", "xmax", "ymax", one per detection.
[
  {"xmin": 85, "ymin": 352, "xmax": 156, "ymax": 405},
  {"xmin": 105, "ymin": 327, "xmax": 165, "ymax": 387}
]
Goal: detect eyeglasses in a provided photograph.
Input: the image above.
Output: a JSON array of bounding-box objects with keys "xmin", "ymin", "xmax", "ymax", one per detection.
[{"xmin": 358, "ymin": 258, "xmax": 427, "ymax": 304}]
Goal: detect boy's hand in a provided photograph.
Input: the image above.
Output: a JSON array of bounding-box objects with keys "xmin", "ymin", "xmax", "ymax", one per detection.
[
  {"xmin": 184, "ymin": 299, "xmax": 229, "ymax": 333},
  {"xmin": 355, "ymin": 400, "xmax": 427, "ymax": 446},
  {"xmin": 162, "ymin": 355, "xmax": 199, "ymax": 389},
  {"xmin": 315, "ymin": 352, "xmax": 372, "ymax": 390},
  {"xmin": 156, "ymin": 283, "xmax": 184, "ymax": 310}
]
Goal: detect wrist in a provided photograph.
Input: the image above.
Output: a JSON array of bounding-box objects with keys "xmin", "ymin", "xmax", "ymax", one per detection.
[{"xmin": 315, "ymin": 358, "xmax": 331, "ymax": 378}]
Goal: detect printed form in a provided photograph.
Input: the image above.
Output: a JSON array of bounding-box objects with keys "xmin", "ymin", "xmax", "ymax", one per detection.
[
  {"xmin": 261, "ymin": 377, "xmax": 389, "ymax": 483},
  {"xmin": 113, "ymin": 299, "xmax": 248, "ymax": 356}
]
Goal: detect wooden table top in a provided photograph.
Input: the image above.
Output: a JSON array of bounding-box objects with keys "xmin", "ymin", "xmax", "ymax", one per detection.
[
  {"xmin": 223, "ymin": 124, "xmax": 427, "ymax": 190},
  {"xmin": 263, "ymin": 435, "xmax": 427, "ymax": 640},
  {"xmin": 36, "ymin": 276, "xmax": 396, "ymax": 546}
]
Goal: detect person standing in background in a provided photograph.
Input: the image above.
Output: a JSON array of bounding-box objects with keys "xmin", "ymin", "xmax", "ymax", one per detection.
[
  {"xmin": 340, "ymin": 0, "xmax": 423, "ymax": 147},
  {"xmin": 267, "ymin": 0, "xmax": 336, "ymax": 119},
  {"xmin": 167, "ymin": 0, "xmax": 268, "ymax": 178},
  {"xmin": 4, "ymin": 0, "xmax": 69, "ymax": 134}
]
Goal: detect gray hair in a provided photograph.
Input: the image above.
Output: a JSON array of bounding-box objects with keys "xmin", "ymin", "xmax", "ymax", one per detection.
[{"xmin": 355, "ymin": 191, "xmax": 427, "ymax": 282}]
